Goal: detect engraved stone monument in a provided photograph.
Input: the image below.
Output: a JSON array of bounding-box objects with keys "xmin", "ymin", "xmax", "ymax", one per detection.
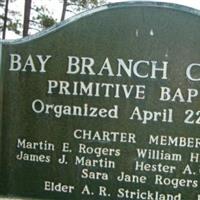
[{"xmin": 0, "ymin": 1, "xmax": 200, "ymax": 199}]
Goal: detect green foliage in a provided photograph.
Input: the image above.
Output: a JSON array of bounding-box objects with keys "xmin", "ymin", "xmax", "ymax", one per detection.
[
  {"xmin": 31, "ymin": 6, "xmax": 57, "ymax": 29},
  {"xmin": 0, "ymin": 0, "xmax": 6, "ymax": 31},
  {"xmin": 39, "ymin": 15, "xmax": 56, "ymax": 29},
  {"xmin": 60, "ymin": 0, "xmax": 106, "ymax": 21},
  {"xmin": 0, "ymin": 0, "xmax": 106, "ymax": 38},
  {"xmin": 31, "ymin": 5, "xmax": 57, "ymax": 30},
  {"xmin": 7, "ymin": 19, "xmax": 21, "ymax": 34},
  {"xmin": 0, "ymin": 0, "xmax": 21, "ymax": 38},
  {"xmin": 77, "ymin": 0, "xmax": 105, "ymax": 10},
  {"xmin": 76, "ymin": 0, "xmax": 100, "ymax": 9},
  {"xmin": 37, "ymin": 6, "xmax": 57, "ymax": 29}
]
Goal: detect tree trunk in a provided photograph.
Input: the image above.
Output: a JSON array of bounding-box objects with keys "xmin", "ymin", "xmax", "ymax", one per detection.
[
  {"xmin": 2, "ymin": 0, "xmax": 9, "ymax": 39},
  {"xmin": 23, "ymin": 0, "xmax": 32, "ymax": 37},
  {"xmin": 60, "ymin": 0, "xmax": 67, "ymax": 21}
]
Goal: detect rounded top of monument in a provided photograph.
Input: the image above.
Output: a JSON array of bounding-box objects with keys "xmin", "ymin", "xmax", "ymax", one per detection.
[
  {"xmin": 116, "ymin": 0, "xmax": 200, "ymax": 10},
  {"xmin": 2, "ymin": 0, "xmax": 200, "ymax": 44}
]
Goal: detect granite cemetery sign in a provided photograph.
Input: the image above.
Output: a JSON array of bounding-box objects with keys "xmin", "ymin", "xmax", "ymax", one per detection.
[{"xmin": 0, "ymin": 1, "xmax": 200, "ymax": 199}]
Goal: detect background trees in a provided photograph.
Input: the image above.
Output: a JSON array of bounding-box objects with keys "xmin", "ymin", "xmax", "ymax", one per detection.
[
  {"xmin": 0, "ymin": 0, "xmax": 21, "ymax": 39},
  {"xmin": 60, "ymin": 0, "xmax": 105, "ymax": 21},
  {"xmin": 23, "ymin": 0, "xmax": 32, "ymax": 37},
  {"xmin": 0, "ymin": 0, "xmax": 105, "ymax": 39}
]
